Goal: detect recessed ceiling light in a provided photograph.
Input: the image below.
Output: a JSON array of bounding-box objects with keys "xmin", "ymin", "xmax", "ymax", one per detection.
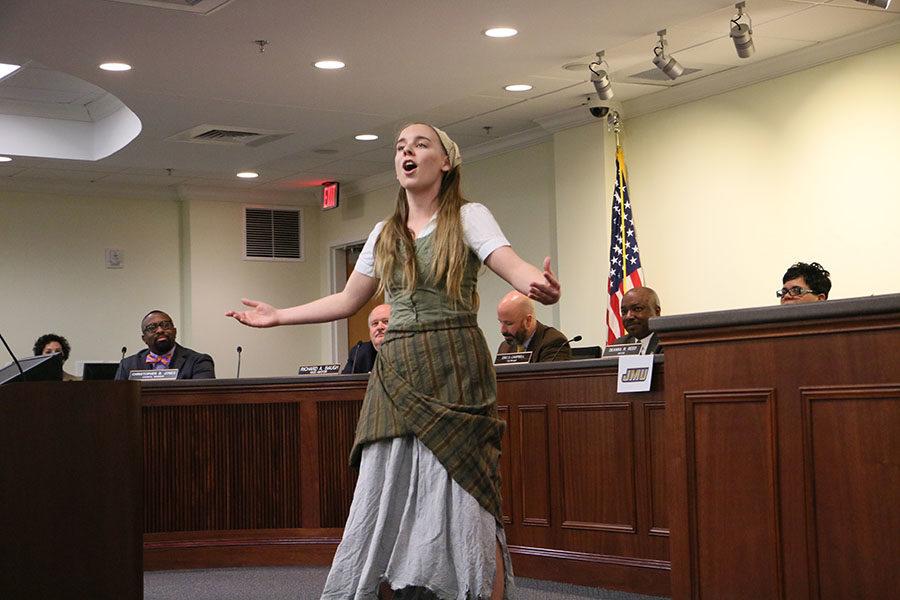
[
  {"xmin": 484, "ymin": 27, "xmax": 518, "ymax": 38},
  {"xmin": 99, "ymin": 62, "xmax": 132, "ymax": 72},
  {"xmin": 0, "ymin": 63, "xmax": 21, "ymax": 79},
  {"xmin": 236, "ymin": 171, "xmax": 259, "ymax": 179},
  {"xmin": 314, "ymin": 60, "xmax": 345, "ymax": 70},
  {"xmin": 355, "ymin": 134, "xmax": 378, "ymax": 141},
  {"xmin": 504, "ymin": 84, "xmax": 532, "ymax": 92},
  {"xmin": 0, "ymin": 156, "xmax": 12, "ymax": 162}
]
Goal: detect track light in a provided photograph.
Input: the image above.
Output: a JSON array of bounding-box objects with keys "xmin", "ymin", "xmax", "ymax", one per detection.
[
  {"xmin": 652, "ymin": 29, "xmax": 684, "ymax": 80},
  {"xmin": 854, "ymin": 0, "xmax": 891, "ymax": 8},
  {"xmin": 730, "ymin": 2, "xmax": 754, "ymax": 58},
  {"xmin": 589, "ymin": 51, "xmax": 614, "ymax": 101}
]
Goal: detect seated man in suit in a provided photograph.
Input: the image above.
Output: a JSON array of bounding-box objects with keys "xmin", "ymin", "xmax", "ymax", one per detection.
[
  {"xmin": 342, "ymin": 303, "xmax": 390, "ymax": 374},
  {"xmin": 496, "ymin": 291, "xmax": 571, "ymax": 362},
  {"xmin": 115, "ymin": 310, "xmax": 215, "ymax": 380},
  {"xmin": 613, "ymin": 286, "xmax": 663, "ymax": 354},
  {"xmin": 778, "ymin": 261, "xmax": 831, "ymax": 304}
]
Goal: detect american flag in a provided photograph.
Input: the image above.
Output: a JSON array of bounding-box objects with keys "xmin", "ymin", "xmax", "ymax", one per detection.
[{"xmin": 606, "ymin": 146, "xmax": 645, "ymax": 345}]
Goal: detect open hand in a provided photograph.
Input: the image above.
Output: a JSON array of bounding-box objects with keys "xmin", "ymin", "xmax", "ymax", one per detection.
[
  {"xmin": 528, "ymin": 257, "xmax": 561, "ymax": 305},
  {"xmin": 225, "ymin": 298, "xmax": 280, "ymax": 328}
]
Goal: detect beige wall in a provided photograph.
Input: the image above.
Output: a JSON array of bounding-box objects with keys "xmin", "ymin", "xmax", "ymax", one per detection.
[
  {"xmin": 619, "ymin": 42, "xmax": 900, "ymax": 316},
  {"xmin": 320, "ymin": 141, "xmax": 559, "ymax": 355},
  {"xmin": 3, "ymin": 42, "xmax": 898, "ymax": 375},
  {"xmin": 0, "ymin": 190, "xmax": 183, "ymax": 373}
]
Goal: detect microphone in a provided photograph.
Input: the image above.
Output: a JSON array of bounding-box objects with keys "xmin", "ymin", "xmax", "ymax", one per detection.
[
  {"xmin": 121, "ymin": 346, "xmax": 127, "ymax": 359},
  {"xmin": 348, "ymin": 341, "xmax": 363, "ymax": 374},
  {"xmin": 236, "ymin": 346, "xmax": 242, "ymax": 379},
  {"xmin": 548, "ymin": 334, "xmax": 581, "ymax": 362},
  {"xmin": 0, "ymin": 331, "xmax": 25, "ymax": 380}
]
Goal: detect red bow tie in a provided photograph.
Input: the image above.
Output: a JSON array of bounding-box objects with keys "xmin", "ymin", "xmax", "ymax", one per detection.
[{"xmin": 146, "ymin": 353, "xmax": 172, "ymax": 367}]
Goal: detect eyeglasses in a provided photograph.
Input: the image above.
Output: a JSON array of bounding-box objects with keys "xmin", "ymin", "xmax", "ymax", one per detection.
[
  {"xmin": 776, "ymin": 286, "xmax": 816, "ymax": 299},
  {"xmin": 143, "ymin": 320, "xmax": 174, "ymax": 334}
]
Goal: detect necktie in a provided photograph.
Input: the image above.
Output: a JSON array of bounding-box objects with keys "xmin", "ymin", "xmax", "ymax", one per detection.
[
  {"xmin": 516, "ymin": 343, "xmax": 525, "ymax": 352},
  {"xmin": 146, "ymin": 352, "xmax": 172, "ymax": 368}
]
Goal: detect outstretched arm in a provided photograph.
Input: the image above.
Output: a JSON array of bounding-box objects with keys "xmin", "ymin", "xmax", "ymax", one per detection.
[
  {"xmin": 484, "ymin": 247, "xmax": 560, "ymax": 305},
  {"xmin": 226, "ymin": 269, "xmax": 379, "ymax": 328}
]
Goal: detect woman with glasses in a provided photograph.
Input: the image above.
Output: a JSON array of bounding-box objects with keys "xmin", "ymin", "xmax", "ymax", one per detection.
[{"xmin": 228, "ymin": 123, "xmax": 560, "ymax": 599}]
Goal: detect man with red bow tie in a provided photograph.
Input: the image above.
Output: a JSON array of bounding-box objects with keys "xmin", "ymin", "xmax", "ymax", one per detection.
[{"xmin": 115, "ymin": 310, "xmax": 215, "ymax": 380}]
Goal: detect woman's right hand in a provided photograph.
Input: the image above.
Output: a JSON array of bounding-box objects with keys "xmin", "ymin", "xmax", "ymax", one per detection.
[{"xmin": 226, "ymin": 298, "xmax": 280, "ymax": 328}]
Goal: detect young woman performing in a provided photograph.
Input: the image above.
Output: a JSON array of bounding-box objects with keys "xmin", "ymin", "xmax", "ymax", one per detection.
[{"xmin": 227, "ymin": 123, "xmax": 560, "ymax": 599}]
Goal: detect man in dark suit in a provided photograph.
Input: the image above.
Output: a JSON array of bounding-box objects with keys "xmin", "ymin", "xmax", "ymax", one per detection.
[
  {"xmin": 496, "ymin": 291, "xmax": 571, "ymax": 362},
  {"xmin": 115, "ymin": 310, "xmax": 215, "ymax": 380},
  {"xmin": 612, "ymin": 287, "xmax": 663, "ymax": 354},
  {"xmin": 342, "ymin": 303, "xmax": 390, "ymax": 374}
]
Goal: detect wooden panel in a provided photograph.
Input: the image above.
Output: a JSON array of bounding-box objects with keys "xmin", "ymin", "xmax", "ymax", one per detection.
[
  {"xmin": 1, "ymin": 382, "xmax": 142, "ymax": 599},
  {"xmin": 686, "ymin": 390, "xmax": 782, "ymax": 600},
  {"xmin": 802, "ymin": 386, "xmax": 900, "ymax": 599},
  {"xmin": 645, "ymin": 402, "xmax": 668, "ymax": 535},
  {"xmin": 497, "ymin": 405, "xmax": 513, "ymax": 524},
  {"xmin": 558, "ymin": 403, "xmax": 636, "ymax": 532},
  {"xmin": 317, "ymin": 400, "xmax": 362, "ymax": 527},
  {"xmin": 144, "ymin": 402, "xmax": 302, "ymax": 532},
  {"xmin": 519, "ymin": 405, "xmax": 551, "ymax": 526}
]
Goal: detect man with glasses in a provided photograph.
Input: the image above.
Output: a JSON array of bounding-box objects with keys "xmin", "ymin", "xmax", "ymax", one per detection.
[
  {"xmin": 777, "ymin": 262, "xmax": 831, "ymax": 305},
  {"xmin": 115, "ymin": 310, "xmax": 215, "ymax": 380}
]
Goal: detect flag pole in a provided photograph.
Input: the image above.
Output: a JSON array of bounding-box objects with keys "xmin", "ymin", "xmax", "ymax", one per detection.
[{"xmin": 609, "ymin": 111, "xmax": 627, "ymax": 293}]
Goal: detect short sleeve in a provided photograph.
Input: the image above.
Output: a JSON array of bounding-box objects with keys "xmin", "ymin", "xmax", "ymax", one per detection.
[
  {"xmin": 461, "ymin": 203, "xmax": 510, "ymax": 262},
  {"xmin": 354, "ymin": 221, "xmax": 386, "ymax": 278}
]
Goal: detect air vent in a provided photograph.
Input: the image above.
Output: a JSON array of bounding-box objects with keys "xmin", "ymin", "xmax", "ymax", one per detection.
[
  {"xmin": 103, "ymin": 0, "xmax": 230, "ymax": 14},
  {"xmin": 169, "ymin": 124, "xmax": 291, "ymax": 147},
  {"xmin": 243, "ymin": 206, "xmax": 304, "ymax": 261}
]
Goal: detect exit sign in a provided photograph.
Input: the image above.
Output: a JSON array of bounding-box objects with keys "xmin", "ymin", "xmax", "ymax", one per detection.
[{"xmin": 322, "ymin": 181, "xmax": 339, "ymax": 210}]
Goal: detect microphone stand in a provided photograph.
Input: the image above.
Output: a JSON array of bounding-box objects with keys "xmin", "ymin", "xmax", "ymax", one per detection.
[
  {"xmin": 548, "ymin": 335, "xmax": 582, "ymax": 362},
  {"xmin": 236, "ymin": 346, "xmax": 242, "ymax": 379},
  {"xmin": 0, "ymin": 331, "xmax": 25, "ymax": 380},
  {"xmin": 348, "ymin": 341, "xmax": 363, "ymax": 374}
]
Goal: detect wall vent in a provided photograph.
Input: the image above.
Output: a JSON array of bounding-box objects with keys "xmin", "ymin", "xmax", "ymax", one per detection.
[
  {"xmin": 103, "ymin": 0, "xmax": 231, "ymax": 14},
  {"xmin": 243, "ymin": 206, "xmax": 304, "ymax": 261},
  {"xmin": 169, "ymin": 124, "xmax": 291, "ymax": 147}
]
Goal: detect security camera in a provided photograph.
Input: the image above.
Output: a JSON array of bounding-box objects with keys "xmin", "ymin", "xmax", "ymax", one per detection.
[{"xmin": 589, "ymin": 106, "xmax": 610, "ymax": 118}]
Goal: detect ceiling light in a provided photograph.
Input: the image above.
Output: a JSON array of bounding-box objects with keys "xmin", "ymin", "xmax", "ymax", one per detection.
[
  {"xmin": 99, "ymin": 62, "xmax": 132, "ymax": 71},
  {"xmin": 314, "ymin": 60, "xmax": 345, "ymax": 70},
  {"xmin": 0, "ymin": 63, "xmax": 21, "ymax": 80},
  {"xmin": 589, "ymin": 51, "xmax": 614, "ymax": 101},
  {"xmin": 0, "ymin": 156, "xmax": 12, "ymax": 162},
  {"xmin": 484, "ymin": 27, "xmax": 517, "ymax": 38},
  {"xmin": 236, "ymin": 171, "xmax": 259, "ymax": 179},
  {"xmin": 854, "ymin": 0, "xmax": 891, "ymax": 8},
  {"xmin": 652, "ymin": 30, "xmax": 684, "ymax": 80},
  {"xmin": 355, "ymin": 134, "xmax": 378, "ymax": 141},
  {"xmin": 504, "ymin": 84, "xmax": 532, "ymax": 92},
  {"xmin": 730, "ymin": 2, "xmax": 755, "ymax": 59}
]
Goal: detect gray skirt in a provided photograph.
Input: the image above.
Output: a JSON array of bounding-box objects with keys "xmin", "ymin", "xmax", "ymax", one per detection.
[{"xmin": 320, "ymin": 436, "xmax": 515, "ymax": 600}]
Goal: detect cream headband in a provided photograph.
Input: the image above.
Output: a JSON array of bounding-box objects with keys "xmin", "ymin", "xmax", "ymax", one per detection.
[{"xmin": 431, "ymin": 126, "xmax": 462, "ymax": 169}]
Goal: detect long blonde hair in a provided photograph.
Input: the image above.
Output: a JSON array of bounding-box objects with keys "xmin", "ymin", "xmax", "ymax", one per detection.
[{"xmin": 374, "ymin": 163, "xmax": 472, "ymax": 307}]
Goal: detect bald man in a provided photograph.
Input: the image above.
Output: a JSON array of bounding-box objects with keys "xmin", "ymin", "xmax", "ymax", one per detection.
[
  {"xmin": 496, "ymin": 291, "xmax": 572, "ymax": 362},
  {"xmin": 612, "ymin": 287, "xmax": 663, "ymax": 354},
  {"xmin": 342, "ymin": 303, "xmax": 390, "ymax": 374}
]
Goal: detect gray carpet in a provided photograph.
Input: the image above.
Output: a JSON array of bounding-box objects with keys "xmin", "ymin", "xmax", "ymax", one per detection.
[{"xmin": 144, "ymin": 567, "xmax": 668, "ymax": 600}]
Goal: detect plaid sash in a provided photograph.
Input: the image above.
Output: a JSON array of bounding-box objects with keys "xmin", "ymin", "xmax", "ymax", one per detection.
[{"xmin": 350, "ymin": 314, "xmax": 505, "ymax": 522}]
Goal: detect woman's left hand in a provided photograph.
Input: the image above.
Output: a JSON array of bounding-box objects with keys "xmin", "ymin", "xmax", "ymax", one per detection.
[{"xmin": 528, "ymin": 257, "xmax": 561, "ymax": 305}]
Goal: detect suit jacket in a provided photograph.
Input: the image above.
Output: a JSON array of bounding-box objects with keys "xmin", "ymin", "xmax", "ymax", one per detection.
[
  {"xmin": 497, "ymin": 321, "xmax": 572, "ymax": 362},
  {"xmin": 115, "ymin": 343, "xmax": 215, "ymax": 380},
  {"xmin": 342, "ymin": 340, "xmax": 378, "ymax": 374},
  {"xmin": 611, "ymin": 332, "xmax": 663, "ymax": 354}
]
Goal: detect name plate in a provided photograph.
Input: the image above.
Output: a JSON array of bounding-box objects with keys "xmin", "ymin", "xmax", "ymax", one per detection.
[
  {"xmin": 616, "ymin": 354, "xmax": 654, "ymax": 393},
  {"xmin": 129, "ymin": 368, "xmax": 178, "ymax": 381},
  {"xmin": 494, "ymin": 351, "xmax": 532, "ymax": 365},
  {"xmin": 603, "ymin": 343, "xmax": 642, "ymax": 357},
  {"xmin": 298, "ymin": 363, "xmax": 341, "ymax": 375}
]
